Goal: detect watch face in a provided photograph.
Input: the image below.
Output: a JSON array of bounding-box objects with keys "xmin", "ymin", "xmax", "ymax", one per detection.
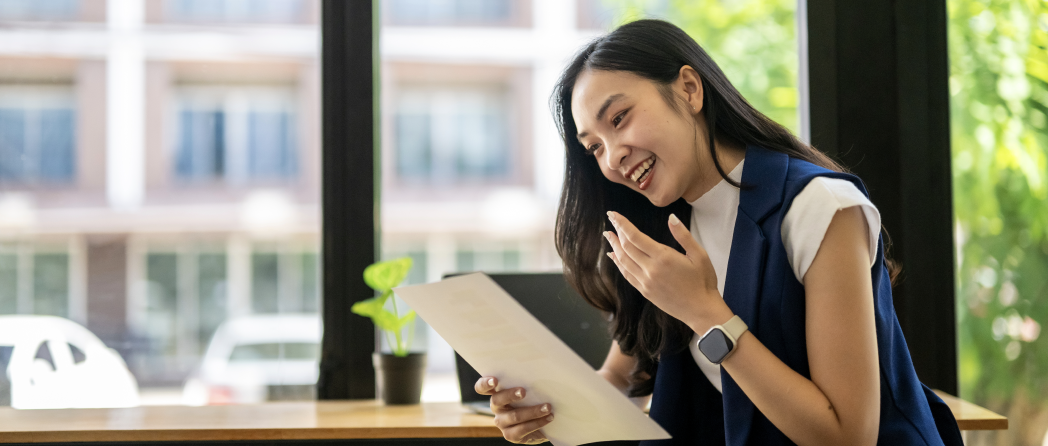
[{"xmin": 699, "ymin": 328, "xmax": 735, "ymax": 364}]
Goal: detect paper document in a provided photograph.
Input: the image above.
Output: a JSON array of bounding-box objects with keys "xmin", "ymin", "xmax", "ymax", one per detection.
[{"xmin": 394, "ymin": 273, "xmax": 670, "ymax": 446}]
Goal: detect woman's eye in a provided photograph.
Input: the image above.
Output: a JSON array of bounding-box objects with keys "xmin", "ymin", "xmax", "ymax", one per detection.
[
  {"xmin": 586, "ymin": 143, "xmax": 601, "ymax": 155},
  {"xmin": 612, "ymin": 109, "xmax": 628, "ymax": 127}
]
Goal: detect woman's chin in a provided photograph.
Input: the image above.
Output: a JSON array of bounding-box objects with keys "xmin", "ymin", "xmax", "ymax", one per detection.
[{"xmin": 646, "ymin": 193, "xmax": 675, "ymax": 208}]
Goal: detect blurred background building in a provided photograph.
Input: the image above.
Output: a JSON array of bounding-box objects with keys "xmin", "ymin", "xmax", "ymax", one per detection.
[{"xmin": 0, "ymin": 0, "xmax": 616, "ymax": 404}]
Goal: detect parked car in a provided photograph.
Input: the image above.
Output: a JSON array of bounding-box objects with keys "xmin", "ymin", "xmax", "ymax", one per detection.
[
  {"xmin": 182, "ymin": 314, "xmax": 320, "ymax": 405},
  {"xmin": 0, "ymin": 315, "xmax": 140, "ymax": 409}
]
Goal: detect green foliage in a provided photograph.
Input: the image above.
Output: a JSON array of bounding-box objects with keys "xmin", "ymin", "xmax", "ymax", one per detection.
[
  {"xmin": 949, "ymin": 0, "xmax": 1048, "ymax": 443},
  {"xmin": 605, "ymin": 0, "xmax": 799, "ymax": 134},
  {"xmin": 351, "ymin": 257, "xmax": 417, "ymax": 357}
]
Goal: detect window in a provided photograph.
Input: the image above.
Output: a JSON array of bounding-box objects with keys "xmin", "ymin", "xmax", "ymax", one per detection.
[
  {"xmin": 384, "ymin": 0, "xmax": 518, "ymax": 26},
  {"xmin": 0, "ymin": 345, "xmax": 12, "ymax": 406},
  {"xmin": 0, "ymin": 242, "xmax": 79, "ymax": 319},
  {"xmin": 131, "ymin": 240, "xmax": 318, "ymax": 386},
  {"xmin": 164, "ymin": 0, "xmax": 306, "ymax": 24},
  {"xmin": 948, "ymin": 1, "xmax": 1048, "ymax": 444},
  {"xmin": 394, "ymin": 84, "xmax": 511, "ymax": 184},
  {"xmin": 174, "ymin": 87, "xmax": 298, "ymax": 183},
  {"xmin": 0, "ymin": 0, "xmax": 321, "ymax": 408},
  {"xmin": 0, "ymin": 0, "xmax": 79, "ymax": 21},
  {"xmin": 229, "ymin": 342, "xmax": 318, "ymax": 361},
  {"xmin": 0, "ymin": 86, "xmax": 75, "ymax": 184},
  {"xmin": 251, "ymin": 249, "xmax": 320, "ymax": 314}
]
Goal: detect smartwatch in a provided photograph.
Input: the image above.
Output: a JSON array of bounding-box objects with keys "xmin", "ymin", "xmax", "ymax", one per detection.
[{"xmin": 697, "ymin": 315, "xmax": 748, "ymax": 364}]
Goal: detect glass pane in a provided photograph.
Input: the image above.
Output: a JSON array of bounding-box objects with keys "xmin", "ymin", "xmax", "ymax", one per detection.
[
  {"xmin": 251, "ymin": 253, "xmax": 280, "ymax": 313},
  {"xmin": 0, "ymin": 253, "xmax": 16, "ymax": 314},
  {"xmin": 384, "ymin": 0, "xmax": 516, "ymax": 26},
  {"xmin": 948, "ymin": 1, "xmax": 1048, "ymax": 444},
  {"xmin": 197, "ymin": 253, "xmax": 227, "ymax": 351},
  {"xmin": 32, "ymin": 253, "xmax": 69, "ymax": 317},
  {"xmin": 0, "ymin": 0, "xmax": 319, "ymax": 408}
]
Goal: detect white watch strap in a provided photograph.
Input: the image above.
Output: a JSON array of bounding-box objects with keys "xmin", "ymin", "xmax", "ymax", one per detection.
[{"xmin": 721, "ymin": 315, "xmax": 748, "ymax": 341}]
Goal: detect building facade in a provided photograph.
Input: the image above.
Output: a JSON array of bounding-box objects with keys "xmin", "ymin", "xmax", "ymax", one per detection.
[{"xmin": 0, "ymin": 0, "xmax": 613, "ymax": 397}]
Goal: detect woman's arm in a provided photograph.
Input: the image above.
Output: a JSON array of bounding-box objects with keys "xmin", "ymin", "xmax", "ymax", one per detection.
[
  {"xmin": 719, "ymin": 207, "xmax": 879, "ymax": 445},
  {"xmin": 604, "ymin": 208, "xmax": 879, "ymax": 446},
  {"xmin": 597, "ymin": 341, "xmax": 652, "ymax": 407},
  {"xmin": 596, "ymin": 340, "xmax": 634, "ymax": 392}
]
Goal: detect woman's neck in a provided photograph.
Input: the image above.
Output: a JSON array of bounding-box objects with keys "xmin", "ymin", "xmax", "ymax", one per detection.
[{"xmin": 682, "ymin": 137, "xmax": 746, "ymax": 203}]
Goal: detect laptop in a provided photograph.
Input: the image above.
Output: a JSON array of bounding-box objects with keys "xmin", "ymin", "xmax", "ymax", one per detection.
[{"xmin": 444, "ymin": 272, "xmax": 612, "ymax": 416}]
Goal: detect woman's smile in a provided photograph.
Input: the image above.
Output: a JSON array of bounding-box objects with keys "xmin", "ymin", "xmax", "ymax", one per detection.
[{"xmin": 626, "ymin": 155, "xmax": 657, "ymax": 189}]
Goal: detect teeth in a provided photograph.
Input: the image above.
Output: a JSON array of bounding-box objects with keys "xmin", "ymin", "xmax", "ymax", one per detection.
[{"xmin": 630, "ymin": 156, "xmax": 656, "ymax": 183}]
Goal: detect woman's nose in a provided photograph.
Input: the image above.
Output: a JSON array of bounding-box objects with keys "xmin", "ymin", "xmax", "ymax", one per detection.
[{"xmin": 604, "ymin": 142, "xmax": 629, "ymax": 170}]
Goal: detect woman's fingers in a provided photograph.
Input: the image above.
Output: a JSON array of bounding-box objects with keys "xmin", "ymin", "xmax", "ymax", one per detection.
[
  {"xmin": 519, "ymin": 431, "xmax": 553, "ymax": 443},
  {"xmin": 475, "ymin": 376, "xmax": 498, "ymax": 395},
  {"xmin": 490, "ymin": 386, "xmax": 527, "ymax": 409},
  {"xmin": 607, "ymin": 212, "xmax": 660, "ymax": 257},
  {"xmin": 478, "ymin": 383, "xmax": 554, "ymax": 444},
  {"xmin": 607, "ymin": 252, "xmax": 641, "ymax": 289},
  {"xmin": 499, "ymin": 411, "xmax": 554, "ymax": 443},
  {"xmin": 494, "ymin": 403, "xmax": 553, "ymax": 430},
  {"xmin": 604, "ymin": 231, "xmax": 643, "ymax": 277}
]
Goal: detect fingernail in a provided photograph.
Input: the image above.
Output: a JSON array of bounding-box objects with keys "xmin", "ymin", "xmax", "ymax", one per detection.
[
  {"xmin": 487, "ymin": 378, "xmax": 494, "ymax": 388},
  {"xmin": 546, "ymin": 414, "xmax": 554, "ymax": 422},
  {"xmin": 607, "ymin": 252, "xmax": 614, "ymax": 259},
  {"xmin": 541, "ymin": 404, "xmax": 551, "ymax": 412},
  {"xmin": 603, "ymin": 231, "xmax": 610, "ymax": 240},
  {"xmin": 515, "ymin": 389, "xmax": 523, "ymax": 398},
  {"xmin": 669, "ymin": 214, "xmax": 681, "ymax": 226},
  {"xmin": 607, "ymin": 211, "xmax": 615, "ymax": 221}
]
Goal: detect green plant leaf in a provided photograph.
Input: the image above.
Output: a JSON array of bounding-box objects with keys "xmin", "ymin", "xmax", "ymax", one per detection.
[
  {"xmin": 363, "ymin": 257, "xmax": 414, "ymax": 292},
  {"xmin": 372, "ymin": 311, "xmax": 402, "ymax": 332},
  {"xmin": 350, "ymin": 297, "xmax": 386, "ymax": 318}
]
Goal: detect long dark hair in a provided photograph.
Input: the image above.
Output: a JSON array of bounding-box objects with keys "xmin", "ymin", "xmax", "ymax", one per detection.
[{"xmin": 551, "ymin": 19, "xmax": 853, "ymax": 397}]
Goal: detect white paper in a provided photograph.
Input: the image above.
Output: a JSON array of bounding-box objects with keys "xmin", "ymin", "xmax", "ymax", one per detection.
[{"xmin": 394, "ymin": 273, "xmax": 670, "ymax": 446}]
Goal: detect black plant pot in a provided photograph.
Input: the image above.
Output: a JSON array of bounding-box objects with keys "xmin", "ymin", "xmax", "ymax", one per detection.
[{"xmin": 373, "ymin": 352, "xmax": 427, "ymax": 405}]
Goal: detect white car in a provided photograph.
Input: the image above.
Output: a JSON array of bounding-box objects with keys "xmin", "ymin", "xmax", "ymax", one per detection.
[
  {"xmin": 182, "ymin": 314, "xmax": 320, "ymax": 405},
  {"xmin": 0, "ymin": 315, "xmax": 140, "ymax": 409}
]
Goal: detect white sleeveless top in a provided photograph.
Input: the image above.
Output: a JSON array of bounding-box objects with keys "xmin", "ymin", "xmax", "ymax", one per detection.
[{"xmin": 686, "ymin": 160, "xmax": 881, "ymax": 392}]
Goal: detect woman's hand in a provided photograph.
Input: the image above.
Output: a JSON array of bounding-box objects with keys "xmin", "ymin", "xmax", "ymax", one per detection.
[
  {"xmin": 604, "ymin": 211, "xmax": 733, "ymax": 333},
  {"xmin": 474, "ymin": 376, "xmax": 554, "ymax": 444}
]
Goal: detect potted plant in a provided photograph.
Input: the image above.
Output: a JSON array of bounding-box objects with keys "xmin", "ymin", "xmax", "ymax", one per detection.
[{"xmin": 351, "ymin": 257, "xmax": 426, "ymax": 405}]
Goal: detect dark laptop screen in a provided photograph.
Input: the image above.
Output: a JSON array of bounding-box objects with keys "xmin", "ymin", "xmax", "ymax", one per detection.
[{"xmin": 445, "ymin": 272, "xmax": 612, "ymax": 403}]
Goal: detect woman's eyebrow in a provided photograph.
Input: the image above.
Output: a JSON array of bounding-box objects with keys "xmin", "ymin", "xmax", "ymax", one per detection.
[
  {"xmin": 595, "ymin": 94, "xmax": 624, "ymax": 121},
  {"xmin": 577, "ymin": 93, "xmax": 625, "ymax": 140}
]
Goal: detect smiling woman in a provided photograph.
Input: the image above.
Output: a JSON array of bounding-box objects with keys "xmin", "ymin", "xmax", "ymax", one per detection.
[{"xmin": 471, "ymin": 19, "xmax": 964, "ymax": 446}]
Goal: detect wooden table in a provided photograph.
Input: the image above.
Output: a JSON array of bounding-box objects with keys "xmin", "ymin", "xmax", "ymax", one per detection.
[
  {"xmin": 0, "ymin": 401, "xmax": 505, "ymax": 445},
  {"xmin": 0, "ymin": 395, "xmax": 1006, "ymax": 445},
  {"xmin": 935, "ymin": 390, "xmax": 1009, "ymax": 431}
]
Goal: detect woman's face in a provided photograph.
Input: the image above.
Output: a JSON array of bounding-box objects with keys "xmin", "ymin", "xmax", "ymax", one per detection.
[{"xmin": 571, "ymin": 68, "xmax": 706, "ymax": 207}]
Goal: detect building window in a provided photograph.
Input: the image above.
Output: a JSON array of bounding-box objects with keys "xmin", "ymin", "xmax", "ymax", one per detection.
[
  {"xmin": 0, "ymin": 244, "xmax": 72, "ymax": 318},
  {"xmin": 0, "ymin": 86, "xmax": 75, "ymax": 184},
  {"xmin": 164, "ymin": 0, "xmax": 306, "ymax": 24},
  {"xmin": 385, "ymin": 0, "xmax": 515, "ymax": 26},
  {"xmin": 140, "ymin": 247, "xmax": 229, "ymax": 383},
  {"xmin": 174, "ymin": 87, "xmax": 298, "ymax": 183},
  {"xmin": 395, "ymin": 85, "xmax": 510, "ymax": 184},
  {"xmin": 251, "ymin": 249, "xmax": 319, "ymax": 314},
  {"xmin": 0, "ymin": 0, "xmax": 79, "ymax": 21}
]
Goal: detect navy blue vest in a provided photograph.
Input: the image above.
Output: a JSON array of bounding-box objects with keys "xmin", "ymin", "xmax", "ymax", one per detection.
[{"xmin": 641, "ymin": 146, "xmax": 963, "ymax": 446}]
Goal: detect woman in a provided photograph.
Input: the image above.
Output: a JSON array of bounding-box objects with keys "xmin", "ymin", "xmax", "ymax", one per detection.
[{"xmin": 475, "ymin": 19, "xmax": 962, "ymax": 446}]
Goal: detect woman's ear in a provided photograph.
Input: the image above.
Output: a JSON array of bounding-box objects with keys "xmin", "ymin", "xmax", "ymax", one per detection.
[{"xmin": 677, "ymin": 65, "xmax": 704, "ymax": 115}]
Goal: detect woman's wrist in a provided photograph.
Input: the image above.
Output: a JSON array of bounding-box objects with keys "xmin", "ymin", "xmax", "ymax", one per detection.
[{"xmin": 685, "ymin": 295, "xmax": 735, "ymax": 335}]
